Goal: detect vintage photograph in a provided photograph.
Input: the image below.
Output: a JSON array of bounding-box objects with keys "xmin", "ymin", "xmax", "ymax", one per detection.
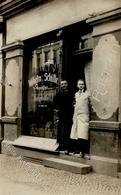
[{"xmin": 0, "ymin": 0, "xmax": 121, "ymax": 194}]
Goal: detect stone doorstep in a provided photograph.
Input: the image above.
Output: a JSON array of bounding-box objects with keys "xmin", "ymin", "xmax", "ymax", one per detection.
[
  {"xmin": 43, "ymin": 157, "xmax": 92, "ymax": 174},
  {"xmin": 12, "ymin": 136, "xmax": 59, "ymax": 154}
]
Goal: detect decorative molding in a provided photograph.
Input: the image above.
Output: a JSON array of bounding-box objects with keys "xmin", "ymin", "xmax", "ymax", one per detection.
[
  {"xmin": 86, "ymin": 8, "xmax": 121, "ymax": 26},
  {"xmin": 1, "ymin": 116, "xmax": 18, "ymax": 124},
  {"xmin": 90, "ymin": 107, "xmax": 119, "ymax": 122},
  {"xmin": 1, "ymin": 41, "xmax": 24, "ymax": 58},
  {"xmin": 90, "ymin": 155, "xmax": 119, "ymax": 163},
  {"xmin": 5, "ymin": 106, "xmax": 18, "ymax": 118},
  {"xmin": 0, "ymin": 0, "xmax": 45, "ymax": 18},
  {"xmin": 92, "ymin": 19, "xmax": 121, "ymax": 37},
  {"xmin": 5, "ymin": 59, "xmax": 19, "ymax": 116},
  {"xmin": 89, "ymin": 120, "xmax": 121, "ymax": 130},
  {"xmin": 1, "ymin": 41, "xmax": 24, "ymax": 52},
  {"xmin": 86, "ymin": 8, "xmax": 121, "ymax": 37}
]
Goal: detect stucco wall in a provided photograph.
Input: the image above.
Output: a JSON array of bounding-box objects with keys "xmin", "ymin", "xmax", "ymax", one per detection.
[
  {"xmin": 6, "ymin": 0, "xmax": 120, "ymax": 44},
  {"xmin": 91, "ymin": 33, "xmax": 121, "ymax": 120},
  {"xmin": 0, "ymin": 33, "xmax": 2, "ymax": 119},
  {"xmin": 5, "ymin": 59, "xmax": 19, "ymax": 116}
]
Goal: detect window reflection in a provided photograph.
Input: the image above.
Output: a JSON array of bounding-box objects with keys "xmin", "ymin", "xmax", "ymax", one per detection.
[{"xmin": 27, "ymin": 41, "xmax": 62, "ymax": 138}]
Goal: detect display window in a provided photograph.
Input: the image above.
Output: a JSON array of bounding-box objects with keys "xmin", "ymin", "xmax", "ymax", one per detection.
[{"xmin": 26, "ymin": 41, "xmax": 62, "ymax": 138}]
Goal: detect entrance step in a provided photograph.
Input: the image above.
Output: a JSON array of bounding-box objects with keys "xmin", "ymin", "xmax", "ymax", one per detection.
[
  {"xmin": 13, "ymin": 136, "xmax": 59, "ymax": 154},
  {"xmin": 43, "ymin": 157, "xmax": 92, "ymax": 174}
]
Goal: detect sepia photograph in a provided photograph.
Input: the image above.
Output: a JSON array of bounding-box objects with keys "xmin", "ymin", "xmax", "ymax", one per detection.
[{"xmin": 0, "ymin": 0, "xmax": 121, "ymax": 194}]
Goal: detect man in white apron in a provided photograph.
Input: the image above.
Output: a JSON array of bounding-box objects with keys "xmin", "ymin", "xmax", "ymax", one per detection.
[{"xmin": 70, "ymin": 79, "xmax": 90, "ymax": 158}]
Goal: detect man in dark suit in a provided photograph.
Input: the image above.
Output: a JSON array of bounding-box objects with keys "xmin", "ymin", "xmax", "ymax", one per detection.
[{"xmin": 53, "ymin": 80, "xmax": 73, "ymax": 153}]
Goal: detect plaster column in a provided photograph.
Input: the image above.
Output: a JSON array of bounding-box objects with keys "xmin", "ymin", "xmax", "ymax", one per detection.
[
  {"xmin": 87, "ymin": 9, "xmax": 121, "ymax": 176},
  {"xmin": 1, "ymin": 41, "xmax": 24, "ymax": 145},
  {"xmin": 0, "ymin": 50, "xmax": 3, "ymax": 150}
]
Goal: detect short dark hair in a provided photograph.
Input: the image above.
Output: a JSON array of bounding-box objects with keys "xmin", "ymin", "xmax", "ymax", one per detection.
[
  {"xmin": 77, "ymin": 79, "xmax": 84, "ymax": 83},
  {"xmin": 77, "ymin": 79, "xmax": 86, "ymax": 91}
]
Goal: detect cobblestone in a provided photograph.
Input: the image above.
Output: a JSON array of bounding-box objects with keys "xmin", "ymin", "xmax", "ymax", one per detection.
[{"xmin": 0, "ymin": 154, "xmax": 121, "ymax": 195}]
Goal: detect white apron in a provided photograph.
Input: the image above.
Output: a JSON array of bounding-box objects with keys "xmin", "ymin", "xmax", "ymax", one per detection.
[{"xmin": 70, "ymin": 91, "xmax": 90, "ymax": 140}]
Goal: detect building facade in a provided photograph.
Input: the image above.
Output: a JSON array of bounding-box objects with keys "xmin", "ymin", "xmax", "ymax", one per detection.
[{"xmin": 0, "ymin": 0, "xmax": 121, "ymax": 176}]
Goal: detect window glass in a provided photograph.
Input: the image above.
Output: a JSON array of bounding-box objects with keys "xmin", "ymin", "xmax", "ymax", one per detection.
[{"xmin": 27, "ymin": 41, "xmax": 62, "ymax": 138}]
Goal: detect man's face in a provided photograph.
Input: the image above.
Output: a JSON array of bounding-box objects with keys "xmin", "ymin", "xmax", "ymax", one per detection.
[
  {"xmin": 60, "ymin": 81, "xmax": 68, "ymax": 90},
  {"xmin": 77, "ymin": 80, "xmax": 85, "ymax": 90}
]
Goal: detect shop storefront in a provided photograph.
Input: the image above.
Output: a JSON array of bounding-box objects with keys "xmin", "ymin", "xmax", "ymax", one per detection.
[
  {"xmin": 21, "ymin": 22, "xmax": 92, "ymax": 139},
  {"xmin": 0, "ymin": 0, "xmax": 121, "ymax": 176}
]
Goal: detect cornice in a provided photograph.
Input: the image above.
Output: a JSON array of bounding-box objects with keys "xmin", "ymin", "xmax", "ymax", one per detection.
[
  {"xmin": 89, "ymin": 120, "xmax": 121, "ymax": 131},
  {"xmin": 1, "ymin": 116, "xmax": 18, "ymax": 124},
  {"xmin": 1, "ymin": 41, "xmax": 24, "ymax": 52},
  {"xmin": 0, "ymin": 0, "xmax": 46, "ymax": 18},
  {"xmin": 87, "ymin": 7, "xmax": 121, "ymax": 25}
]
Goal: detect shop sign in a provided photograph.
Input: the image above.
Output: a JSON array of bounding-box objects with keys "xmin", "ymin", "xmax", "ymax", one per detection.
[{"xmin": 28, "ymin": 73, "xmax": 58, "ymax": 87}]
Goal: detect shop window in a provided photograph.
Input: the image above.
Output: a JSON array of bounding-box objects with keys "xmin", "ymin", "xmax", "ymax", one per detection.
[{"xmin": 27, "ymin": 40, "xmax": 62, "ymax": 138}]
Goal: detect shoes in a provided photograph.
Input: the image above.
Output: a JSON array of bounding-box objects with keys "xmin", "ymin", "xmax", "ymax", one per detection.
[
  {"xmin": 56, "ymin": 146, "xmax": 62, "ymax": 151},
  {"xmin": 69, "ymin": 152, "xmax": 75, "ymax": 156},
  {"xmin": 80, "ymin": 152, "xmax": 85, "ymax": 158},
  {"xmin": 64, "ymin": 150, "xmax": 69, "ymax": 155},
  {"xmin": 84, "ymin": 154, "xmax": 90, "ymax": 160},
  {"xmin": 81, "ymin": 153, "xmax": 90, "ymax": 160},
  {"xmin": 71, "ymin": 152, "xmax": 90, "ymax": 159}
]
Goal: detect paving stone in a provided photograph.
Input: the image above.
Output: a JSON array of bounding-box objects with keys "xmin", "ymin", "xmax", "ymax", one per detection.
[{"xmin": 0, "ymin": 154, "xmax": 121, "ymax": 195}]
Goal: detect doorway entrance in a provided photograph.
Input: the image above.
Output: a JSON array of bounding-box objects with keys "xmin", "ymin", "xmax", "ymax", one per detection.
[{"xmin": 22, "ymin": 21, "xmax": 92, "ymax": 144}]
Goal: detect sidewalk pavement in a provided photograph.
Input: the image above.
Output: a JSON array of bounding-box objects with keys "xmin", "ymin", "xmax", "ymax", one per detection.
[{"xmin": 0, "ymin": 154, "xmax": 121, "ymax": 195}]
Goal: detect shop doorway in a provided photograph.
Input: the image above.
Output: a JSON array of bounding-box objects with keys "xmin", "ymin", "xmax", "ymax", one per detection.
[{"xmin": 22, "ymin": 21, "xmax": 92, "ymax": 143}]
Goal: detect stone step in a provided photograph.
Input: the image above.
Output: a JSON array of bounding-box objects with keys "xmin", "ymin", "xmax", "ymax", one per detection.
[
  {"xmin": 43, "ymin": 157, "xmax": 92, "ymax": 174},
  {"xmin": 13, "ymin": 136, "xmax": 59, "ymax": 154}
]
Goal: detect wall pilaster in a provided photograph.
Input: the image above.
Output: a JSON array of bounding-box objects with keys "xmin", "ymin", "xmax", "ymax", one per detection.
[
  {"xmin": 87, "ymin": 9, "xmax": 121, "ymax": 176},
  {"xmin": 1, "ymin": 41, "xmax": 24, "ymax": 141}
]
